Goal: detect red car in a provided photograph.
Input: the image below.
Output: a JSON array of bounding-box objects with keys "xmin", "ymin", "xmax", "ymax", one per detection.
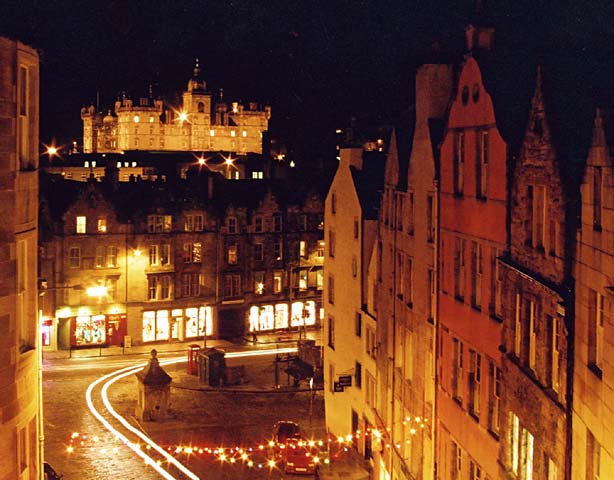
[{"xmin": 283, "ymin": 439, "xmax": 319, "ymax": 475}]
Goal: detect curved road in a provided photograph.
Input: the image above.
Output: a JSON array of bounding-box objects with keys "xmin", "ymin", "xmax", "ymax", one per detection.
[{"xmin": 43, "ymin": 347, "xmax": 324, "ymax": 480}]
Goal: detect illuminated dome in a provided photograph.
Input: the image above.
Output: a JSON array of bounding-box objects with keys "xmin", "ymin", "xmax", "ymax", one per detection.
[
  {"xmin": 187, "ymin": 58, "xmax": 207, "ymax": 92},
  {"xmin": 103, "ymin": 110, "xmax": 115, "ymax": 123}
]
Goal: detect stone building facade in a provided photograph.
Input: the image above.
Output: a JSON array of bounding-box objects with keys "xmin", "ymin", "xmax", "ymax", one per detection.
[
  {"xmin": 81, "ymin": 61, "xmax": 270, "ymax": 155},
  {"xmin": 572, "ymin": 109, "xmax": 614, "ymax": 480},
  {"xmin": 498, "ymin": 70, "xmax": 573, "ymax": 480},
  {"xmin": 0, "ymin": 38, "xmax": 41, "ymax": 480},
  {"xmin": 437, "ymin": 50, "xmax": 508, "ymax": 479},
  {"xmin": 39, "ymin": 171, "xmax": 325, "ymax": 350},
  {"xmin": 323, "ymin": 131, "xmax": 388, "ymax": 466}
]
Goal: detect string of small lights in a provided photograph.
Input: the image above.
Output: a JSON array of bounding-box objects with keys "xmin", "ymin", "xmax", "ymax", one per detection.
[{"xmin": 63, "ymin": 417, "xmax": 429, "ymax": 469}]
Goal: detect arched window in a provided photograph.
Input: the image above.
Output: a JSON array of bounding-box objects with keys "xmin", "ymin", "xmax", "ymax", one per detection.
[{"xmin": 197, "ymin": 102, "xmax": 205, "ymax": 113}]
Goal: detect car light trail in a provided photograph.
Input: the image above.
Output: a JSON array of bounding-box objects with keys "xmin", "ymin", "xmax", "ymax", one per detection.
[
  {"xmin": 85, "ymin": 363, "xmax": 182, "ymax": 479},
  {"xmin": 84, "ymin": 346, "xmax": 298, "ymax": 479},
  {"xmin": 99, "ymin": 359, "xmax": 200, "ymax": 480}
]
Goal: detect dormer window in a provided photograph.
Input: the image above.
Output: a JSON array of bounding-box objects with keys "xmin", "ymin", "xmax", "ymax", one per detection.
[{"xmin": 97, "ymin": 218, "xmax": 107, "ymax": 233}]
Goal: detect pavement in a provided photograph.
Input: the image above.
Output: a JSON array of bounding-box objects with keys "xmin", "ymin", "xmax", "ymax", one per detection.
[{"xmin": 44, "ymin": 329, "xmax": 371, "ymax": 479}]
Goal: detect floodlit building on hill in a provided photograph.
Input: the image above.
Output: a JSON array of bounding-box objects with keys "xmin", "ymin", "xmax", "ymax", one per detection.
[{"xmin": 81, "ymin": 60, "xmax": 271, "ymax": 155}]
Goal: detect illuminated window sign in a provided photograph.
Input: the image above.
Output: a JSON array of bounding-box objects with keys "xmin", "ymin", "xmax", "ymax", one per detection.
[
  {"xmin": 248, "ymin": 301, "xmax": 315, "ymax": 332},
  {"xmin": 144, "ymin": 306, "xmax": 213, "ymax": 342}
]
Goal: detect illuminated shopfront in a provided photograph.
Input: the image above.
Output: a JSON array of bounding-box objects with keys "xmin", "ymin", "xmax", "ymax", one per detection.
[
  {"xmin": 72, "ymin": 314, "xmax": 106, "ymax": 346},
  {"xmin": 142, "ymin": 306, "xmax": 213, "ymax": 342},
  {"xmin": 68, "ymin": 313, "xmax": 127, "ymax": 347},
  {"xmin": 249, "ymin": 300, "xmax": 317, "ymax": 332}
]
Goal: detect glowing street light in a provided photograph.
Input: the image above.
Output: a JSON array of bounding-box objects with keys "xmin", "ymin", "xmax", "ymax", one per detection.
[
  {"xmin": 179, "ymin": 111, "xmax": 188, "ymax": 122},
  {"xmin": 86, "ymin": 285, "xmax": 108, "ymax": 298},
  {"xmin": 47, "ymin": 146, "xmax": 58, "ymax": 156}
]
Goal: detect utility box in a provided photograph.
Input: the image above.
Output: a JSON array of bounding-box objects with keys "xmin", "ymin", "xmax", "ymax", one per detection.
[
  {"xmin": 198, "ymin": 348, "xmax": 226, "ymax": 386},
  {"xmin": 135, "ymin": 349, "xmax": 172, "ymax": 421}
]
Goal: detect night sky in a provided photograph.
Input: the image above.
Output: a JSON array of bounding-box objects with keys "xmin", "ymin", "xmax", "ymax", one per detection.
[{"xmin": 2, "ymin": 0, "xmax": 614, "ymax": 162}]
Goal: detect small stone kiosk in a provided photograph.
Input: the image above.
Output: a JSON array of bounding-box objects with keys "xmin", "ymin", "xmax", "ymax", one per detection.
[{"xmin": 135, "ymin": 349, "xmax": 172, "ymax": 421}]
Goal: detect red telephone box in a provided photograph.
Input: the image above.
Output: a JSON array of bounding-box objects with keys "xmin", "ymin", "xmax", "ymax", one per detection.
[{"xmin": 187, "ymin": 344, "xmax": 201, "ymax": 375}]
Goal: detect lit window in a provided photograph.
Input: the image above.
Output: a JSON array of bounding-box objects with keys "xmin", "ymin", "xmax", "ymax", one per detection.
[
  {"xmin": 510, "ymin": 413, "xmax": 520, "ymax": 475},
  {"xmin": 227, "ymin": 244, "xmax": 238, "ymax": 265},
  {"xmin": 242, "ymin": 130, "xmax": 247, "ymax": 137},
  {"xmin": 299, "ymin": 240, "xmax": 307, "ymax": 258},
  {"xmin": 147, "ymin": 215, "xmax": 172, "ymax": 233},
  {"xmin": 76, "ymin": 216, "xmax": 86, "ymax": 234},
  {"xmin": 273, "ymin": 271, "xmax": 283, "ymax": 293},
  {"xmin": 183, "ymin": 242, "xmax": 201, "ymax": 263},
  {"xmin": 133, "ymin": 115, "xmax": 140, "ymax": 123},
  {"xmin": 210, "ymin": 130, "xmax": 215, "ymax": 136},
  {"xmin": 97, "ymin": 218, "xmax": 107, "ymax": 233},
  {"xmin": 254, "ymin": 271, "xmax": 265, "ymax": 294},
  {"xmin": 231, "ymin": 130, "xmax": 236, "ymax": 137},
  {"xmin": 317, "ymin": 240, "xmax": 325, "ymax": 258},
  {"xmin": 299, "ymin": 269, "xmax": 308, "ymax": 291}
]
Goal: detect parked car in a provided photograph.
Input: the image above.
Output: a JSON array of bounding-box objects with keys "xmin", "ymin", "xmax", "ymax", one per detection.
[
  {"xmin": 44, "ymin": 462, "xmax": 63, "ymax": 480},
  {"xmin": 283, "ymin": 439, "xmax": 319, "ymax": 475},
  {"xmin": 272, "ymin": 420, "xmax": 301, "ymax": 445}
]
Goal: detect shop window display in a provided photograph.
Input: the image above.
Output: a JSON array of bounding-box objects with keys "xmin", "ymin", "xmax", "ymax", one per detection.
[
  {"xmin": 74, "ymin": 314, "xmax": 106, "ymax": 346},
  {"xmin": 144, "ymin": 306, "xmax": 212, "ymax": 342}
]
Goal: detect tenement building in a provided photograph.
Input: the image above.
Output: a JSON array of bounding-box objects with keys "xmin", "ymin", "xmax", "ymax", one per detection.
[
  {"xmin": 572, "ymin": 108, "xmax": 614, "ymax": 479},
  {"xmin": 498, "ymin": 70, "xmax": 574, "ymax": 479},
  {"xmin": 323, "ymin": 128, "xmax": 389, "ymax": 469},
  {"xmin": 38, "ymin": 168, "xmax": 325, "ymax": 350},
  {"xmin": 0, "ymin": 38, "xmax": 41, "ymax": 480},
  {"xmin": 373, "ymin": 58, "xmax": 452, "ymax": 480},
  {"xmin": 81, "ymin": 60, "xmax": 270, "ymax": 155},
  {"xmin": 437, "ymin": 30, "xmax": 507, "ymax": 480}
]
